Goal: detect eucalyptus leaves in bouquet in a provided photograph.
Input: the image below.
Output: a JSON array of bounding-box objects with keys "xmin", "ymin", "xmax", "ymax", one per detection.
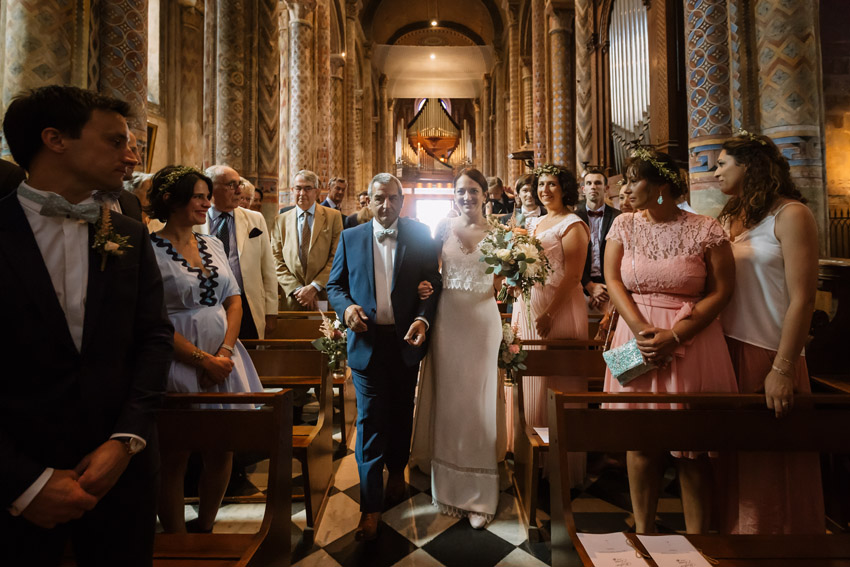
[
  {"xmin": 311, "ymin": 313, "xmax": 347, "ymax": 371},
  {"xmin": 479, "ymin": 217, "xmax": 551, "ymax": 307}
]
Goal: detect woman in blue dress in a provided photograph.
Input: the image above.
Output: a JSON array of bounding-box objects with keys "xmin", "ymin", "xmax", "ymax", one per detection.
[{"xmin": 146, "ymin": 166, "xmax": 263, "ymax": 533}]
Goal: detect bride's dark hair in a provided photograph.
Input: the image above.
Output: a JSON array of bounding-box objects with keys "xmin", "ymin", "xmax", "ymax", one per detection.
[{"xmin": 454, "ymin": 167, "xmax": 489, "ymax": 196}]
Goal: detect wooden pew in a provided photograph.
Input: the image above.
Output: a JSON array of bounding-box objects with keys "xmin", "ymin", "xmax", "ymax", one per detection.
[
  {"xmin": 548, "ymin": 392, "xmax": 850, "ymax": 567},
  {"xmin": 511, "ymin": 342, "xmax": 607, "ymax": 541},
  {"xmin": 265, "ymin": 318, "xmax": 324, "ymax": 340},
  {"xmin": 154, "ymin": 391, "xmax": 292, "ymax": 567},
  {"xmin": 246, "ymin": 349, "xmax": 335, "ymax": 543}
]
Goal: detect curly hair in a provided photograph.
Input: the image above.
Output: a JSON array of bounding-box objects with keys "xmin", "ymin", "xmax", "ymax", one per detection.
[
  {"xmin": 146, "ymin": 165, "xmax": 213, "ymax": 222},
  {"xmin": 624, "ymin": 149, "xmax": 686, "ymax": 199},
  {"xmin": 717, "ymin": 134, "xmax": 804, "ymax": 229},
  {"xmin": 534, "ymin": 164, "xmax": 578, "ymax": 207}
]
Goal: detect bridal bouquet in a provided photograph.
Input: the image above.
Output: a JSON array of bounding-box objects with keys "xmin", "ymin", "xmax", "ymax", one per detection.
[
  {"xmin": 498, "ymin": 323, "xmax": 527, "ymax": 385},
  {"xmin": 479, "ymin": 218, "xmax": 550, "ymax": 304},
  {"xmin": 311, "ymin": 313, "xmax": 347, "ymax": 373}
]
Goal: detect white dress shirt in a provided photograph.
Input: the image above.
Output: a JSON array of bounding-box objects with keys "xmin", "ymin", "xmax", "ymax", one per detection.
[{"xmin": 372, "ymin": 218, "xmax": 398, "ymax": 325}]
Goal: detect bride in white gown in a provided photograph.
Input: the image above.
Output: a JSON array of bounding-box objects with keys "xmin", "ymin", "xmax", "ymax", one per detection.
[{"xmin": 410, "ymin": 168, "xmax": 504, "ymax": 529}]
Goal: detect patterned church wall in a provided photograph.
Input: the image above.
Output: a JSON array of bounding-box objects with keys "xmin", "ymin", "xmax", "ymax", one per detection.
[
  {"xmin": 821, "ymin": 0, "xmax": 850, "ymax": 207},
  {"xmin": 257, "ymin": 0, "xmax": 279, "ymax": 201},
  {"xmin": 278, "ymin": 6, "xmax": 291, "ymax": 205}
]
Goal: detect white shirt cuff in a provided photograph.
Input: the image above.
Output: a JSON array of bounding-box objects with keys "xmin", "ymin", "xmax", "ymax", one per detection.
[
  {"xmin": 9, "ymin": 468, "xmax": 54, "ymax": 517},
  {"xmin": 414, "ymin": 316, "xmax": 430, "ymax": 331},
  {"xmin": 110, "ymin": 433, "xmax": 147, "ymax": 449},
  {"xmin": 311, "ymin": 282, "xmax": 323, "ymax": 292}
]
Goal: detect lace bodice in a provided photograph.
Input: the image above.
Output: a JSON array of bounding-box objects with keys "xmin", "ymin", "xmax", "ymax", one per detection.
[
  {"xmin": 607, "ymin": 211, "xmax": 728, "ymax": 298},
  {"xmin": 438, "ymin": 223, "xmax": 494, "ymax": 294},
  {"xmin": 528, "ymin": 214, "xmax": 587, "ymax": 288}
]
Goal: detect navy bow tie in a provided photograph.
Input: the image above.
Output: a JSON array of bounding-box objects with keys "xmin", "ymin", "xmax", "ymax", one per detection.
[
  {"xmin": 376, "ymin": 228, "xmax": 397, "ymax": 243},
  {"xmin": 19, "ymin": 185, "xmax": 101, "ymax": 224}
]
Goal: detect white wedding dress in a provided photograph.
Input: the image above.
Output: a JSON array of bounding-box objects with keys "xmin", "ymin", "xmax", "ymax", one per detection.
[{"xmin": 410, "ymin": 224, "xmax": 504, "ymax": 521}]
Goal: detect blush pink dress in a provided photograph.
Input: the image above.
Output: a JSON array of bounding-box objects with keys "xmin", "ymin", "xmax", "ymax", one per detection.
[
  {"xmin": 602, "ymin": 211, "xmax": 738, "ymax": 458},
  {"xmin": 509, "ymin": 214, "xmax": 589, "ymax": 484}
]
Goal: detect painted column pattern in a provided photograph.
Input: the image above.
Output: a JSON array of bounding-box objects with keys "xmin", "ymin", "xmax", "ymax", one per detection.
[
  {"xmin": 474, "ymin": 99, "xmax": 482, "ymax": 168},
  {"xmin": 361, "ymin": 43, "xmax": 374, "ymax": 184},
  {"xmin": 278, "ymin": 6, "xmax": 290, "ymax": 205},
  {"xmin": 481, "ymin": 74, "xmax": 491, "ymax": 175},
  {"xmin": 727, "ymin": 0, "xmax": 756, "ymax": 132},
  {"xmin": 286, "ymin": 0, "xmax": 317, "ymax": 176},
  {"xmin": 212, "ymin": 0, "xmax": 248, "ymax": 170},
  {"xmin": 531, "ymin": 0, "xmax": 548, "ymax": 165},
  {"xmin": 345, "ymin": 1, "xmax": 359, "ymax": 192},
  {"xmin": 574, "ymin": 0, "xmax": 593, "ymax": 169},
  {"xmin": 329, "ymin": 54, "xmax": 345, "ymax": 178},
  {"xmin": 521, "ymin": 57, "xmax": 533, "ymax": 147},
  {"xmin": 97, "ymin": 0, "xmax": 148, "ymax": 165},
  {"xmin": 378, "ymin": 74, "xmax": 389, "ymax": 172},
  {"xmin": 178, "ymin": 0, "xmax": 204, "ymax": 167},
  {"xmin": 507, "ymin": 3, "xmax": 522, "ymax": 183},
  {"xmin": 203, "ymin": 0, "xmax": 216, "ymax": 167},
  {"xmin": 257, "ymin": 0, "xmax": 279, "ymax": 197},
  {"xmin": 549, "ymin": 7, "xmax": 574, "ymax": 171},
  {"xmin": 316, "ymin": 0, "xmax": 331, "ymax": 184},
  {"xmin": 495, "ymin": 66, "xmax": 506, "ymax": 180},
  {"xmin": 684, "ymin": 0, "xmax": 733, "ymax": 217},
  {"xmin": 755, "ymin": 0, "xmax": 827, "ymax": 250}
]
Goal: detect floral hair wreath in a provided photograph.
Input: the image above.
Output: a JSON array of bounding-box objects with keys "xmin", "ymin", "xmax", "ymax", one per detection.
[
  {"xmin": 736, "ymin": 128, "xmax": 768, "ymax": 146},
  {"xmin": 629, "ymin": 146, "xmax": 684, "ymax": 191},
  {"xmin": 157, "ymin": 166, "xmax": 205, "ymax": 195},
  {"xmin": 532, "ymin": 163, "xmax": 563, "ymax": 178}
]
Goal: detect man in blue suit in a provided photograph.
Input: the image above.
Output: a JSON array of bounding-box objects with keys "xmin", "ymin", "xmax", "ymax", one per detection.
[{"xmin": 327, "ymin": 172, "xmax": 440, "ymax": 541}]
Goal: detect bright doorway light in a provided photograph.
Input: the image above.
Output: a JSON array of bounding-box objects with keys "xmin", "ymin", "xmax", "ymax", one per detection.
[
  {"xmin": 416, "ymin": 199, "xmax": 454, "ymax": 236},
  {"xmin": 431, "ymin": 19, "xmax": 438, "ymax": 26}
]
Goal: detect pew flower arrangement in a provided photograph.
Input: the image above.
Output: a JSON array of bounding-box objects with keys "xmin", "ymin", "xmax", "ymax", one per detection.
[
  {"xmin": 311, "ymin": 313, "xmax": 347, "ymax": 373},
  {"xmin": 498, "ymin": 322, "xmax": 527, "ymax": 385}
]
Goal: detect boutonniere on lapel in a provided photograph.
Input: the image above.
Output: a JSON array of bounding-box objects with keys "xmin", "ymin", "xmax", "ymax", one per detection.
[{"xmin": 92, "ymin": 204, "xmax": 132, "ymax": 271}]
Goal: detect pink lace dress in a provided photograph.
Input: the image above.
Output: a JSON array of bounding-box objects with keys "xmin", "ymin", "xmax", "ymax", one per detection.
[{"xmin": 602, "ymin": 211, "xmax": 738, "ymax": 454}]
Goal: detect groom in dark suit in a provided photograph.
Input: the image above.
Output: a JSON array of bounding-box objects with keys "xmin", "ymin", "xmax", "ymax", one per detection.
[
  {"xmin": 0, "ymin": 85, "xmax": 173, "ymax": 566},
  {"xmin": 327, "ymin": 172, "xmax": 440, "ymax": 541}
]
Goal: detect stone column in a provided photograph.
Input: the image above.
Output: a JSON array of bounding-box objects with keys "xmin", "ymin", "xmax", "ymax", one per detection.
[
  {"xmin": 755, "ymin": 0, "xmax": 828, "ymax": 252},
  {"xmin": 548, "ymin": 4, "xmax": 574, "ymax": 171},
  {"xmin": 481, "ymin": 74, "xmax": 491, "ymax": 175},
  {"xmin": 684, "ymin": 0, "xmax": 733, "ymax": 218},
  {"xmin": 495, "ymin": 76, "xmax": 506, "ymax": 180},
  {"xmin": 97, "ymin": 0, "xmax": 148, "ymax": 165},
  {"xmin": 278, "ymin": 5, "xmax": 291, "ymax": 205},
  {"xmin": 345, "ymin": 0, "xmax": 359, "ymax": 191},
  {"xmin": 574, "ymin": 0, "xmax": 593, "ymax": 170},
  {"xmin": 507, "ymin": 2, "xmax": 522, "ymax": 182},
  {"xmin": 727, "ymin": 0, "xmax": 757, "ymax": 132},
  {"xmin": 203, "ymin": 0, "xmax": 216, "ymax": 167},
  {"xmin": 286, "ymin": 0, "xmax": 317, "ymax": 176},
  {"xmin": 329, "ymin": 54, "xmax": 345, "ymax": 178},
  {"xmin": 177, "ymin": 0, "xmax": 204, "ymax": 167},
  {"xmin": 378, "ymin": 74, "xmax": 389, "ymax": 172},
  {"xmin": 361, "ymin": 42, "xmax": 374, "ymax": 183},
  {"xmin": 315, "ymin": 0, "xmax": 331, "ymax": 184},
  {"xmin": 474, "ymin": 99, "xmax": 482, "ymax": 168},
  {"xmin": 522, "ymin": 57, "xmax": 533, "ymax": 147},
  {"xmin": 387, "ymin": 99, "xmax": 396, "ymax": 171},
  {"xmin": 531, "ymin": 0, "xmax": 548, "ymax": 165},
  {"xmin": 257, "ymin": 0, "xmax": 280, "ymax": 200}
]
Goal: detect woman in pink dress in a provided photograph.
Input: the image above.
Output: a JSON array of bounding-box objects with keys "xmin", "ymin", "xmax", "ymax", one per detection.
[
  {"xmin": 511, "ymin": 164, "xmax": 589, "ymax": 484},
  {"xmin": 603, "ymin": 149, "xmax": 737, "ymax": 534},
  {"xmin": 716, "ymin": 133, "xmax": 823, "ymax": 534}
]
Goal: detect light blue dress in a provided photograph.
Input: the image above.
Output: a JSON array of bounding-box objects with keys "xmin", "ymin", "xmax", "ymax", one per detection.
[{"xmin": 151, "ymin": 232, "xmax": 262, "ymax": 408}]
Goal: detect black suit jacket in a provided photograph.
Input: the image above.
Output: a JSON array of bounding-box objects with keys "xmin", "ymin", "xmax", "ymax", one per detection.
[
  {"xmin": 0, "ymin": 160, "xmax": 26, "ymax": 199},
  {"xmin": 117, "ymin": 190, "xmax": 143, "ymax": 222},
  {"xmin": 0, "ymin": 193, "xmax": 173, "ymax": 507},
  {"xmin": 575, "ymin": 203, "xmax": 621, "ymax": 288}
]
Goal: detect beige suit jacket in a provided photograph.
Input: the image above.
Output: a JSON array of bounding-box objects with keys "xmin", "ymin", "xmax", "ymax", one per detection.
[
  {"xmin": 271, "ymin": 205, "xmax": 343, "ymax": 311},
  {"xmin": 199, "ymin": 207, "xmax": 278, "ymax": 337}
]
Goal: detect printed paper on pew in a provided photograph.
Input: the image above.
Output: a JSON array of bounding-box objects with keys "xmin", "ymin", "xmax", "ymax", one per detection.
[
  {"xmin": 576, "ymin": 532, "xmax": 649, "ymax": 566},
  {"xmin": 636, "ymin": 534, "xmax": 713, "ymax": 567},
  {"xmin": 533, "ymin": 427, "xmax": 549, "ymax": 444}
]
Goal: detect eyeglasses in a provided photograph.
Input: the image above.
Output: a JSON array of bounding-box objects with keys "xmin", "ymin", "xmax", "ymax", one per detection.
[
  {"xmin": 293, "ymin": 185, "xmax": 316, "ymax": 193},
  {"xmin": 217, "ymin": 180, "xmax": 244, "ymax": 191}
]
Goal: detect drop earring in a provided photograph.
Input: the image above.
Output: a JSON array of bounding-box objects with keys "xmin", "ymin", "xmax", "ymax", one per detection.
[{"xmin": 657, "ymin": 194, "xmax": 664, "ymax": 205}]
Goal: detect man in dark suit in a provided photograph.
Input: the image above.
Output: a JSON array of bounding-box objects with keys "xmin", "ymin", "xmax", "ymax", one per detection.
[
  {"xmin": 575, "ymin": 169, "xmax": 620, "ymax": 310},
  {"xmin": 327, "ymin": 172, "xmax": 440, "ymax": 541},
  {"xmin": 320, "ymin": 176, "xmax": 347, "ymax": 224},
  {"xmin": 0, "ymin": 85, "xmax": 173, "ymax": 566},
  {"xmin": 0, "ymin": 157, "xmax": 26, "ymax": 198}
]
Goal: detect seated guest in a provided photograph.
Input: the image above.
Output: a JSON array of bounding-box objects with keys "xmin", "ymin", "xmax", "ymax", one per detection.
[
  {"xmin": 603, "ymin": 149, "xmax": 737, "ymax": 534},
  {"xmin": 500, "ymin": 173, "xmax": 545, "ymax": 227},
  {"xmin": 716, "ymin": 133, "xmax": 823, "ymax": 534},
  {"xmin": 576, "ymin": 168, "xmax": 620, "ymax": 310},
  {"xmin": 485, "ymin": 176, "xmax": 514, "ymax": 215},
  {"xmin": 617, "ymin": 179, "xmax": 634, "ymax": 213},
  {"xmin": 146, "ymin": 165, "xmax": 263, "ymax": 534}
]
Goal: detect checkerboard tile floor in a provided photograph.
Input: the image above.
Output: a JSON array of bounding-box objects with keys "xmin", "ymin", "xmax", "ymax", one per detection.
[{"xmin": 177, "ymin": 407, "xmax": 688, "ymax": 566}]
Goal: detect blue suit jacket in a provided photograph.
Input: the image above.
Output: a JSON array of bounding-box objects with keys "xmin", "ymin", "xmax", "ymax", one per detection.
[{"xmin": 326, "ymin": 217, "xmax": 441, "ymax": 370}]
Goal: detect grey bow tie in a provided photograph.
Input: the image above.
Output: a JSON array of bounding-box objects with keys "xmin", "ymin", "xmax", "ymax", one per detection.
[
  {"xmin": 18, "ymin": 185, "xmax": 101, "ymax": 224},
  {"xmin": 376, "ymin": 228, "xmax": 397, "ymax": 243}
]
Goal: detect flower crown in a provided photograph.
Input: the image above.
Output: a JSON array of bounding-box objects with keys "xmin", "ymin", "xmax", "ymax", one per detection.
[
  {"xmin": 736, "ymin": 128, "xmax": 768, "ymax": 146},
  {"xmin": 156, "ymin": 166, "xmax": 204, "ymax": 194},
  {"xmin": 629, "ymin": 146, "xmax": 683, "ymax": 190},
  {"xmin": 533, "ymin": 163, "xmax": 563, "ymax": 178}
]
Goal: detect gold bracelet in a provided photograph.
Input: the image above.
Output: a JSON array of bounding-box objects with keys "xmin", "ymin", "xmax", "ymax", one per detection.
[
  {"xmin": 771, "ymin": 364, "xmax": 791, "ymax": 377},
  {"xmin": 775, "ymin": 354, "xmax": 794, "ymax": 368},
  {"xmin": 191, "ymin": 349, "xmax": 206, "ymax": 365}
]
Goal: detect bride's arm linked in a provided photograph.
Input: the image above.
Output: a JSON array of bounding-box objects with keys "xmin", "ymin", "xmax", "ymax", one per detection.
[
  {"xmin": 536, "ymin": 223, "xmax": 589, "ymax": 337},
  {"xmin": 416, "ymin": 220, "xmax": 447, "ymax": 300}
]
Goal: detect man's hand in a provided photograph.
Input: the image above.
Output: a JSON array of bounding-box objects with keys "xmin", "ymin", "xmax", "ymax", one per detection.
[
  {"xmin": 265, "ymin": 314, "xmax": 277, "ymax": 334},
  {"xmin": 75, "ymin": 440, "xmax": 132, "ymax": 501},
  {"xmin": 586, "ymin": 282, "xmax": 609, "ymax": 308},
  {"xmin": 344, "ymin": 305, "xmax": 369, "ymax": 332},
  {"xmin": 294, "ymin": 285, "xmax": 319, "ymax": 308},
  {"xmin": 404, "ymin": 320, "xmax": 427, "ymax": 346},
  {"xmin": 21, "ymin": 469, "xmax": 98, "ymax": 529}
]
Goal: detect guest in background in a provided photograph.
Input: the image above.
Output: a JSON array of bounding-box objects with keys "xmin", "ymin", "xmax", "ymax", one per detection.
[
  {"xmin": 0, "ymin": 157, "xmax": 26, "ymax": 197},
  {"xmin": 499, "ymin": 173, "xmax": 545, "ymax": 227},
  {"xmin": 617, "ymin": 180, "xmax": 634, "ymax": 213},
  {"xmin": 576, "ymin": 168, "xmax": 620, "ymax": 311},
  {"xmin": 321, "ymin": 176, "xmax": 348, "ymax": 224},
  {"xmin": 716, "ymin": 133, "xmax": 823, "ymax": 534},
  {"xmin": 146, "ymin": 166, "xmax": 263, "ymax": 534},
  {"xmin": 237, "ymin": 178, "xmax": 253, "ymax": 209},
  {"xmin": 485, "ymin": 176, "xmax": 514, "ymax": 215},
  {"xmin": 202, "ymin": 165, "xmax": 278, "ymax": 339},
  {"xmin": 249, "ymin": 186, "xmax": 264, "ymax": 213},
  {"xmin": 603, "ymin": 149, "xmax": 737, "ymax": 534},
  {"xmin": 345, "ymin": 190, "xmax": 372, "ymax": 229},
  {"xmin": 91, "ymin": 129, "xmax": 143, "ymax": 221}
]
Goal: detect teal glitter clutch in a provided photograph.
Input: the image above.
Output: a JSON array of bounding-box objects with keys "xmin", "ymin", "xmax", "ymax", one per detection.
[{"xmin": 603, "ymin": 338, "xmax": 656, "ymax": 386}]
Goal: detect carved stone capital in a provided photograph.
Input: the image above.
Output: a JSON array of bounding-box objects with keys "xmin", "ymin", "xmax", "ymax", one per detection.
[
  {"xmin": 345, "ymin": 0, "xmax": 361, "ymax": 20},
  {"xmin": 330, "ymin": 53, "xmax": 346, "ymax": 76},
  {"xmin": 285, "ymin": 0, "xmax": 316, "ymax": 21},
  {"xmin": 586, "ymin": 32, "xmax": 598, "ymax": 52}
]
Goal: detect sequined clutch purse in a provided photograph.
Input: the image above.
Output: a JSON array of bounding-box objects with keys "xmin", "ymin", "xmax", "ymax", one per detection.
[{"xmin": 602, "ymin": 337, "xmax": 656, "ymax": 386}]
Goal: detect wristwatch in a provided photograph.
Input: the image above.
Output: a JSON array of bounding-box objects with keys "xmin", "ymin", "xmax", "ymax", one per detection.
[{"xmin": 113, "ymin": 436, "xmax": 145, "ymax": 456}]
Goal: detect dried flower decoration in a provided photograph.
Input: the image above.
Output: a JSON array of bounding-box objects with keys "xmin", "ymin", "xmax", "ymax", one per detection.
[
  {"xmin": 532, "ymin": 163, "xmax": 563, "ymax": 178},
  {"xmin": 629, "ymin": 146, "xmax": 684, "ymax": 191},
  {"xmin": 157, "ymin": 166, "xmax": 205, "ymax": 195},
  {"xmin": 736, "ymin": 128, "xmax": 768, "ymax": 146}
]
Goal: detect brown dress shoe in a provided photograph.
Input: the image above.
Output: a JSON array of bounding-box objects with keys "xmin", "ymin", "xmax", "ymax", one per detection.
[
  {"xmin": 384, "ymin": 473, "xmax": 406, "ymax": 506},
  {"xmin": 355, "ymin": 512, "xmax": 381, "ymax": 541}
]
